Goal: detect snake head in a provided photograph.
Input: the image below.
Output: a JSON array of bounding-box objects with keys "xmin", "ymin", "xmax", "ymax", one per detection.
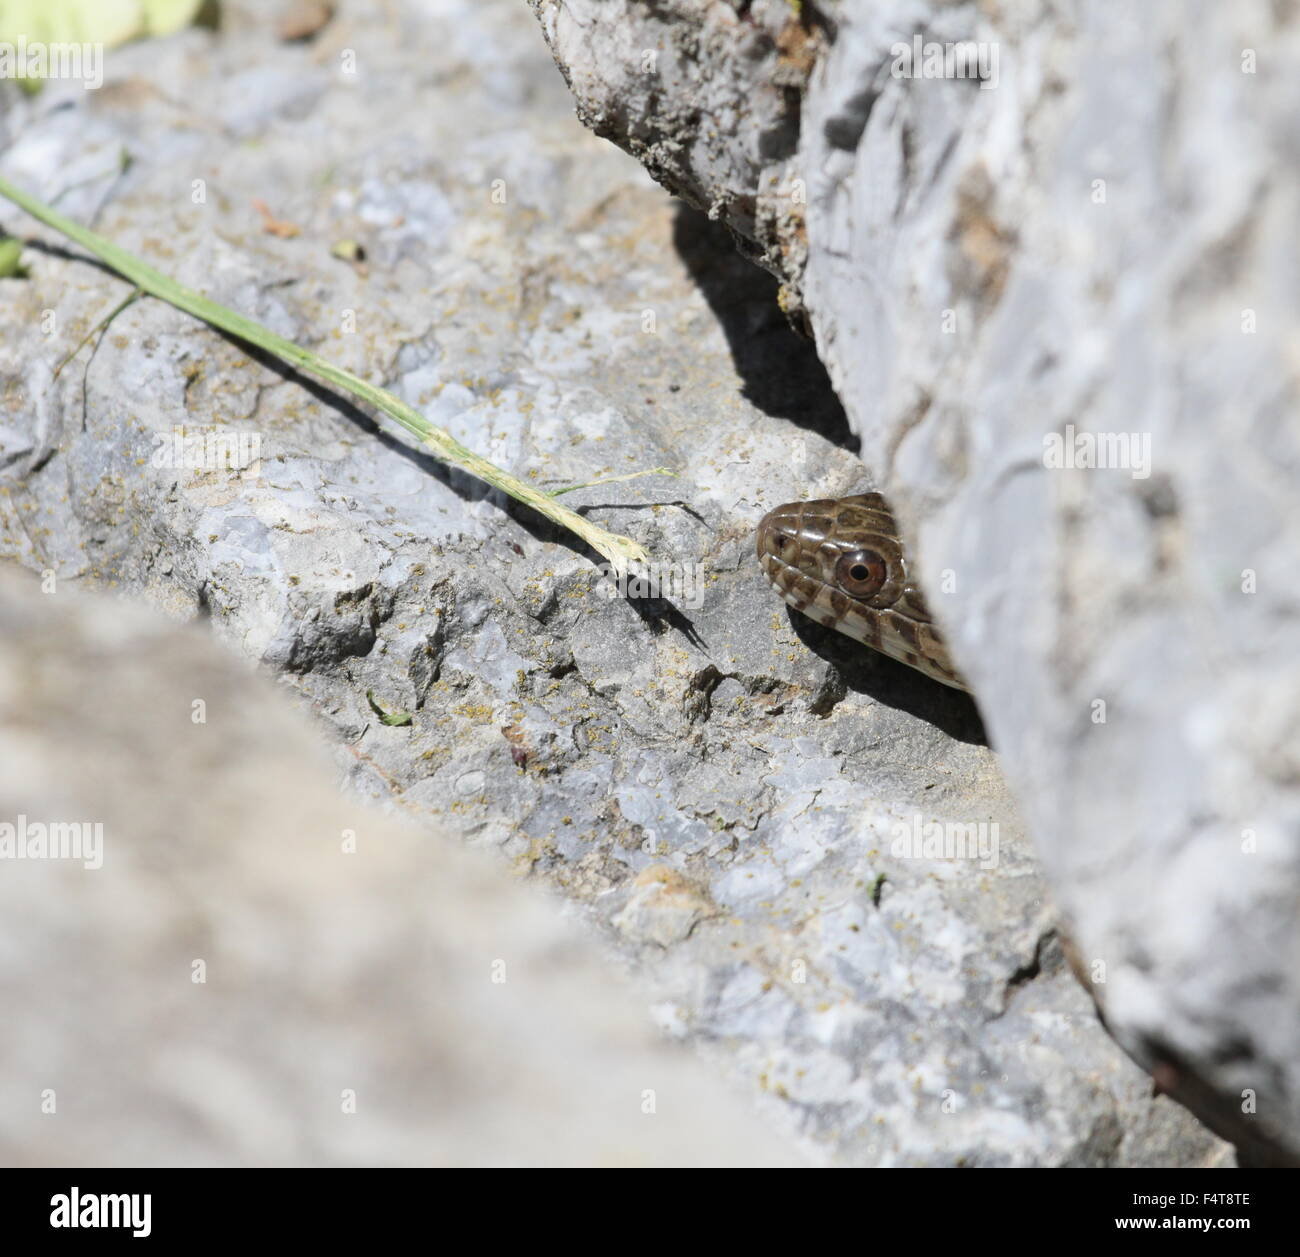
[{"xmin": 756, "ymin": 494, "xmax": 967, "ymax": 691}]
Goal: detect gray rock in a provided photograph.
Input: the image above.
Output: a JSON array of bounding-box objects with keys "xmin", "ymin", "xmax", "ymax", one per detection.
[
  {"xmin": 0, "ymin": 0, "xmax": 1233, "ymax": 1164},
  {"xmin": 0, "ymin": 567, "xmax": 797, "ymax": 1166},
  {"xmin": 527, "ymin": 0, "xmax": 1300, "ymax": 1163}
]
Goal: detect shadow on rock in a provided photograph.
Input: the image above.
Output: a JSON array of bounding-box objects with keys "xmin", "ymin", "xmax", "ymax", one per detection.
[
  {"xmin": 672, "ymin": 204, "xmax": 859, "ymax": 454},
  {"xmin": 787, "ymin": 607, "xmax": 989, "ymax": 747}
]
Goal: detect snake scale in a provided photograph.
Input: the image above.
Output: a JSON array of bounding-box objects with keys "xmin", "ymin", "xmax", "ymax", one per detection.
[{"xmin": 756, "ymin": 493, "xmax": 968, "ymax": 691}]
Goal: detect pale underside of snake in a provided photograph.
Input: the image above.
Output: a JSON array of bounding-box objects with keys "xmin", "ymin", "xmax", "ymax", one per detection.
[{"xmin": 756, "ymin": 493, "xmax": 968, "ymax": 691}]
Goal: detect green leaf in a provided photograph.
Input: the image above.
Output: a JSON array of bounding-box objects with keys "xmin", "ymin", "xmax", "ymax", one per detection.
[
  {"xmin": 366, "ymin": 690, "xmax": 413, "ymax": 728},
  {"xmin": 0, "ymin": 0, "xmax": 203, "ymax": 55},
  {"xmin": 0, "ymin": 236, "xmax": 28, "ymax": 278}
]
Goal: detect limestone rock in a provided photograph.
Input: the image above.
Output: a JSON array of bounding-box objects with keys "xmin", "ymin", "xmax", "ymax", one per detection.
[
  {"xmin": 0, "ymin": 0, "xmax": 1239, "ymax": 1165},
  {"xmin": 526, "ymin": 0, "xmax": 1300, "ymax": 1163}
]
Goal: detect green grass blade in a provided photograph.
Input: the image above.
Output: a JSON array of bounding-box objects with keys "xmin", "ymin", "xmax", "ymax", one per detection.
[{"xmin": 0, "ymin": 175, "xmax": 651, "ymax": 575}]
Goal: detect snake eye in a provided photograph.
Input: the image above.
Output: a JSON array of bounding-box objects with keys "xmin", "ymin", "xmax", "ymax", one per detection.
[{"xmin": 834, "ymin": 549, "xmax": 887, "ymax": 597}]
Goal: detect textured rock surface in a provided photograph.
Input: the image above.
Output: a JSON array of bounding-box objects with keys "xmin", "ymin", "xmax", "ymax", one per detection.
[
  {"xmin": 527, "ymin": 0, "xmax": 1300, "ymax": 1162},
  {"xmin": 0, "ymin": 0, "xmax": 1232, "ymax": 1164},
  {"xmin": 528, "ymin": 0, "xmax": 814, "ymax": 319},
  {"xmin": 0, "ymin": 568, "xmax": 797, "ymax": 1166}
]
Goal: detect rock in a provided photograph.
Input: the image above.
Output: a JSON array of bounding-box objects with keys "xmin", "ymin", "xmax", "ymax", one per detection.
[
  {"xmin": 0, "ymin": 0, "xmax": 1233, "ymax": 1165},
  {"xmin": 613, "ymin": 864, "xmax": 719, "ymax": 946},
  {"xmin": 0, "ymin": 566, "xmax": 797, "ymax": 1166},
  {"xmin": 528, "ymin": 0, "xmax": 813, "ymax": 318},
  {"xmin": 527, "ymin": 0, "xmax": 1300, "ymax": 1163}
]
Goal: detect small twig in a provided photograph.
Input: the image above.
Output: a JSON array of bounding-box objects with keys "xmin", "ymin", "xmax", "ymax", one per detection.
[
  {"xmin": 53, "ymin": 287, "xmax": 142, "ymax": 379},
  {"xmin": 545, "ymin": 466, "xmax": 676, "ymax": 497}
]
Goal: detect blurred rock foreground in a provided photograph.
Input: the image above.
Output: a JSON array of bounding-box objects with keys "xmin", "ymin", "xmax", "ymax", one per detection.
[
  {"xmin": 0, "ymin": 567, "xmax": 797, "ymax": 1166},
  {"xmin": 0, "ymin": 0, "xmax": 1252, "ymax": 1164}
]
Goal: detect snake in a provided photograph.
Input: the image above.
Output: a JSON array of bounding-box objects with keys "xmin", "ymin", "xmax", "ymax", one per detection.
[{"xmin": 755, "ymin": 493, "xmax": 968, "ymax": 691}]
